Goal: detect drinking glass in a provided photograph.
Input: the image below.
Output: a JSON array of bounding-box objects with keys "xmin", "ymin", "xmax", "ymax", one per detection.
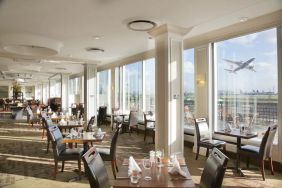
[
  {"xmin": 156, "ymin": 149, "xmax": 164, "ymax": 167},
  {"xmin": 143, "ymin": 157, "xmax": 152, "ymax": 180},
  {"xmin": 130, "ymin": 170, "xmax": 140, "ymax": 184}
]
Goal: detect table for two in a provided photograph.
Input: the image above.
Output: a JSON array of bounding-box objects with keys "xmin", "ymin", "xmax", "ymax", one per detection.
[
  {"xmin": 215, "ymin": 129, "xmax": 257, "ymax": 175},
  {"xmin": 113, "ymin": 158, "xmax": 195, "ymax": 188}
]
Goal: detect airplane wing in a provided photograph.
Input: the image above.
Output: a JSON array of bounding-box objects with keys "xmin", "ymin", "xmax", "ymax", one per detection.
[
  {"xmin": 223, "ymin": 59, "xmax": 243, "ymax": 66},
  {"xmin": 224, "ymin": 69, "xmax": 236, "ymax": 74}
]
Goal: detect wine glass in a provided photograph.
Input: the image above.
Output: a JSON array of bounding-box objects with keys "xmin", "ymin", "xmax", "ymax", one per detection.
[{"xmin": 143, "ymin": 157, "xmax": 152, "ymax": 181}]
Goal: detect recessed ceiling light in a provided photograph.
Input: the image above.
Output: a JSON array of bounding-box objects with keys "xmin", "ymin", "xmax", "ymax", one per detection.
[
  {"xmin": 92, "ymin": 36, "xmax": 101, "ymax": 40},
  {"xmin": 56, "ymin": 67, "xmax": 67, "ymax": 70},
  {"xmin": 239, "ymin": 17, "xmax": 248, "ymax": 22},
  {"xmin": 127, "ymin": 20, "xmax": 157, "ymax": 31},
  {"xmin": 86, "ymin": 47, "xmax": 105, "ymax": 53}
]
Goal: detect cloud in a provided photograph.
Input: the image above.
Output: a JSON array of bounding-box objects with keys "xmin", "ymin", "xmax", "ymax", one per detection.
[
  {"xmin": 268, "ymin": 36, "xmax": 277, "ymax": 44},
  {"xmin": 183, "ymin": 61, "xmax": 194, "ymax": 74},
  {"xmin": 263, "ymin": 50, "xmax": 277, "ymax": 57},
  {"xmin": 228, "ymin": 33, "xmax": 258, "ymax": 45}
]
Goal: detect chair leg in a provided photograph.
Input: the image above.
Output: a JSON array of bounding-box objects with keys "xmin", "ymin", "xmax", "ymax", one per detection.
[
  {"xmin": 61, "ymin": 161, "xmax": 64, "ymax": 172},
  {"xmin": 246, "ymin": 157, "xmax": 250, "ymax": 169},
  {"xmin": 54, "ymin": 160, "xmax": 58, "ymax": 179},
  {"xmin": 269, "ymin": 157, "xmax": 274, "ymax": 175},
  {"xmin": 136, "ymin": 125, "xmax": 139, "ymax": 135},
  {"xmin": 46, "ymin": 138, "xmax": 50, "ymax": 153},
  {"xmin": 222, "ymin": 145, "xmax": 226, "ymax": 154},
  {"xmin": 78, "ymin": 158, "xmax": 81, "ymax": 180},
  {"xmin": 260, "ymin": 160, "xmax": 265, "ymax": 181},
  {"xmin": 153, "ymin": 131, "xmax": 155, "ymax": 144},
  {"xmin": 42, "ymin": 128, "xmax": 45, "ymax": 139},
  {"xmin": 195, "ymin": 146, "xmax": 200, "ymax": 160},
  {"xmin": 144, "ymin": 129, "xmax": 146, "ymax": 142},
  {"xmin": 111, "ymin": 160, "xmax": 116, "ymax": 179},
  {"xmin": 115, "ymin": 159, "xmax": 119, "ymax": 172},
  {"xmin": 206, "ymin": 148, "xmax": 209, "ymax": 157}
]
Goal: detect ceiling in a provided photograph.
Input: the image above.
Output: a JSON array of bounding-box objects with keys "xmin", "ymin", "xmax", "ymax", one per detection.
[{"xmin": 0, "ymin": 0, "xmax": 281, "ymax": 85}]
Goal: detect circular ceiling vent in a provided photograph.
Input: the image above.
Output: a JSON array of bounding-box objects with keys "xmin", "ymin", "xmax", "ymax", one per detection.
[
  {"xmin": 86, "ymin": 47, "xmax": 104, "ymax": 53},
  {"xmin": 4, "ymin": 45, "xmax": 58, "ymax": 56},
  {"xmin": 0, "ymin": 33, "xmax": 63, "ymax": 56},
  {"xmin": 127, "ymin": 20, "xmax": 157, "ymax": 31}
]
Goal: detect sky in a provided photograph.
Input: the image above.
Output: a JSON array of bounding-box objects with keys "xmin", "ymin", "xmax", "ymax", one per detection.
[
  {"xmin": 183, "ymin": 28, "xmax": 278, "ymax": 94},
  {"xmin": 217, "ymin": 28, "xmax": 277, "ymax": 94}
]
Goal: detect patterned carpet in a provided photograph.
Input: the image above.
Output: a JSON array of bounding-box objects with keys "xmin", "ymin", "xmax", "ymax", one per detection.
[{"xmin": 0, "ymin": 119, "xmax": 281, "ymax": 188}]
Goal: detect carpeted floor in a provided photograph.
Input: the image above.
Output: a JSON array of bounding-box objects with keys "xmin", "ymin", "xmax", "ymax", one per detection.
[{"xmin": 0, "ymin": 119, "xmax": 281, "ymax": 187}]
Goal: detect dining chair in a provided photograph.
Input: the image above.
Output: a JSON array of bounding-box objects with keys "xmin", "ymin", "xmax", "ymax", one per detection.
[
  {"xmin": 200, "ymin": 148, "xmax": 229, "ymax": 188},
  {"xmin": 143, "ymin": 111, "xmax": 155, "ymax": 143},
  {"xmin": 127, "ymin": 111, "xmax": 138, "ymax": 135},
  {"xmin": 42, "ymin": 116, "xmax": 55, "ymax": 153},
  {"xmin": 97, "ymin": 106, "xmax": 108, "ymax": 126},
  {"xmin": 86, "ymin": 116, "xmax": 95, "ymax": 132},
  {"xmin": 82, "ymin": 146, "xmax": 110, "ymax": 188},
  {"xmin": 49, "ymin": 125, "xmax": 83, "ymax": 179},
  {"xmin": 26, "ymin": 105, "xmax": 40, "ymax": 127},
  {"xmin": 111, "ymin": 107, "xmax": 120, "ymax": 130},
  {"xmin": 96, "ymin": 124, "xmax": 122, "ymax": 179},
  {"xmin": 195, "ymin": 118, "xmax": 226, "ymax": 160},
  {"xmin": 239, "ymin": 124, "xmax": 277, "ymax": 180}
]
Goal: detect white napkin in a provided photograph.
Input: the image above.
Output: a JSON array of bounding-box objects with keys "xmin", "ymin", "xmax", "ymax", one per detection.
[
  {"xmin": 168, "ymin": 158, "xmax": 188, "ymax": 177},
  {"xmin": 59, "ymin": 118, "xmax": 66, "ymax": 125},
  {"xmin": 51, "ymin": 113, "xmax": 57, "ymax": 118},
  {"xmin": 70, "ymin": 128, "xmax": 78, "ymax": 137},
  {"xmin": 128, "ymin": 156, "xmax": 142, "ymax": 176}
]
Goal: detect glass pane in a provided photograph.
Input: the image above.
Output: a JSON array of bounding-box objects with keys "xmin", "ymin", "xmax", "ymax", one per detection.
[
  {"xmin": 69, "ymin": 77, "xmax": 81, "ymax": 105},
  {"xmin": 123, "ymin": 62, "xmax": 142, "ymax": 114},
  {"xmin": 144, "ymin": 58, "xmax": 155, "ymax": 113},
  {"xmin": 215, "ymin": 28, "xmax": 278, "ymax": 140},
  {"xmin": 98, "ymin": 70, "xmax": 110, "ymax": 110},
  {"xmin": 183, "ymin": 49, "xmax": 195, "ymax": 127},
  {"xmin": 115, "ymin": 67, "xmax": 120, "ymax": 109}
]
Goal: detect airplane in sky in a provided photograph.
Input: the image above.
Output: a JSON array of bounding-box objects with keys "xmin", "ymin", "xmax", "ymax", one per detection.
[{"xmin": 224, "ymin": 58, "xmax": 255, "ymax": 73}]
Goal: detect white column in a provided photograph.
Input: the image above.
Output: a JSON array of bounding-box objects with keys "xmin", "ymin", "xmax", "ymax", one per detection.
[
  {"xmin": 193, "ymin": 44, "xmax": 211, "ymax": 153},
  {"xmin": 149, "ymin": 24, "xmax": 190, "ymax": 157},
  {"xmin": 61, "ymin": 74, "xmax": 69, "ymax": 112},
  {"xmin": 84, "ymin": 64, "xmax": 97, "ymax": 121}
]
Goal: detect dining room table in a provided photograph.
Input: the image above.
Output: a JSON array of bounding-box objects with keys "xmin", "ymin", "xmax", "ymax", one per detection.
[
  {"xmin": 62, "ymin": 131, "xmax": 105, "ymax": 149},
  {"xmin": 111, "ymin": 112, "xmax": 128, "ymax": 130},
  {"xmin": 112, "ymin": 157, "xmax": 195, "ymax": 188},
  {"xmin": 214, "ymin": 128, "xmax": 258, "ymax": 176},
  {"xmin": 56, "ymin": 120, "xmax": 85, "ymax": 132},
  {"xmin": 62, "ymin": 131, "xmax": 106, "ymax": 182}
]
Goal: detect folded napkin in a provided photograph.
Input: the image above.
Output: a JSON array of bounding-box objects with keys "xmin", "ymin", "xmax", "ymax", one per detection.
[
  {"xmin": 168, "ymin": 158, "xmax": 187, "ymax": 177},
  {"xmin": 59, "ymin": 119, "xmax": 66, "ymax": 125},
  {"xmin": 70, "ymin": 128, "xmax": 78, "ymax": 137},
  {"xmin": 128, "ymin": 156, "xmax": 142, "ymax": 176},
  {"xmin": 51, "ymin": 113, "xmax": 57, "ymax": 118}
]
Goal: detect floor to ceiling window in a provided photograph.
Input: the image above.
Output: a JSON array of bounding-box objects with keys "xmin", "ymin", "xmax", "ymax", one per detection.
[
  {"xmin": 49, "ymin": 76, "xmax": 61, "ymax": 98},
  {"xmin": 214, "ymin": 28, "xmax": 278, "ymax": 139},
  {"xmin": 69, "ymin": 76, "xmax": 81, "ymax": 105},
  {"xmin": 143, "ymin": 58, "xmax": 155, "ymax": 113},
  {"xmin": 97, "ymin": 58, "xmax": 155, "ymax": 119},
  {"xmin": 97, "ymin": 70, "xmax": 111, "ymax": 112},
  {"xmin": 114, "ymin": 67, "xmax": 123, "ymax": 109},
  {"xmin": 183, "ymin": 49, "xmax": 195, "ymax": 126},
  {"xmin": 123, "ymin": 62, "xmax": 143, "ymax": 114}
]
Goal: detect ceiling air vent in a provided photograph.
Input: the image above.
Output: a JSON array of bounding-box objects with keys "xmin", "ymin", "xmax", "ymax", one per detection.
[{"xmin": 86, "ymin": 47, "xmax": 104, "ymax": 53}]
